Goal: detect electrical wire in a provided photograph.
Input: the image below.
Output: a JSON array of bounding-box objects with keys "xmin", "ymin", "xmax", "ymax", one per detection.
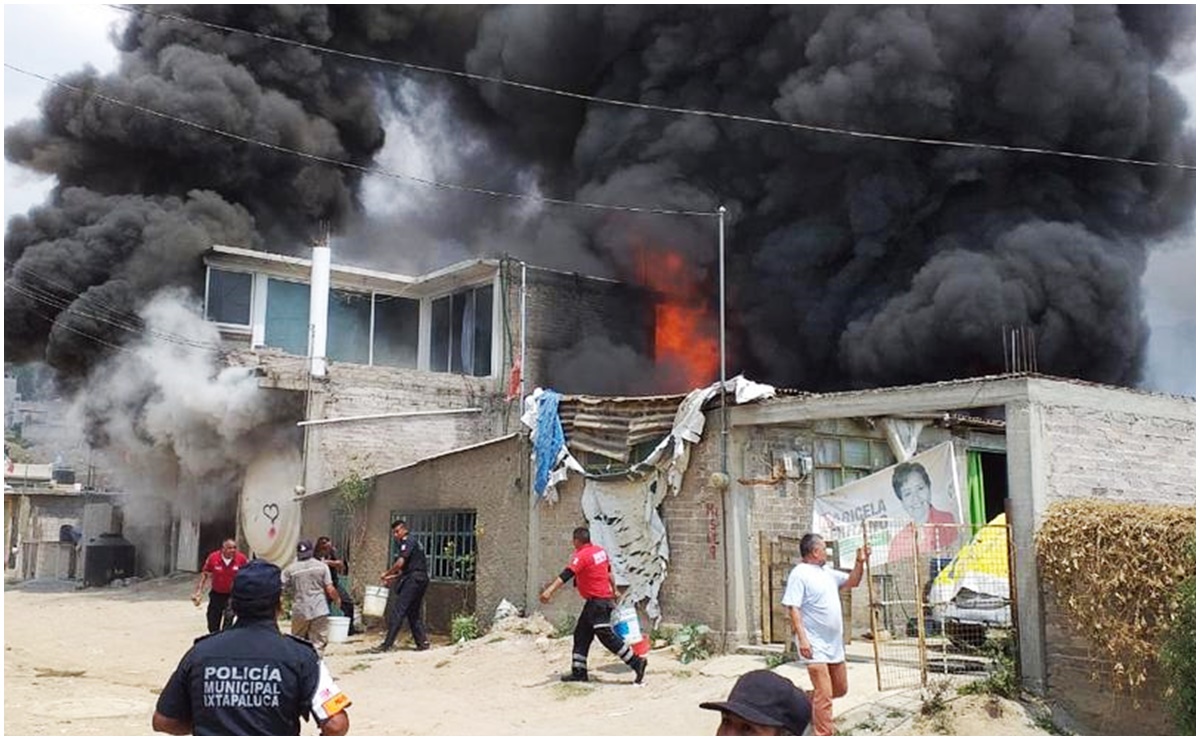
[
  {"xmin": 3, "ymin": 63, "xmax": 719, "ymax": 218},
  {"xmin": 6, "ymin": 259, "xmax": 227, "ymax": 352},
  {"xmin": 8, "ymin": 280, "xmax": 229, "ymax": 356},
  {"xmin": 106, "ymin": 3, "xmax": 1196, "ymax": 172}
]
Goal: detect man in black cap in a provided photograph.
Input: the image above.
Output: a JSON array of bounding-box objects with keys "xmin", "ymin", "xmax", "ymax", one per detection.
[
  {"xmin": 699, "ymin": 670, "xmax": 812, "ymax": 736},
  {"xmin": 283, "ymin": 539, "xmax": 341, "ymax": 656},
  {"xmin": 152, "ymin": 559, "xmax": 351, "ymax": 736}
]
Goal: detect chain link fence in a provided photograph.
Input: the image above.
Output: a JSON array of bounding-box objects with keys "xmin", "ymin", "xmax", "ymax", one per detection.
[{"xmin": 826, "ymin": 518, "xmax": 1016, "ymax": 691}]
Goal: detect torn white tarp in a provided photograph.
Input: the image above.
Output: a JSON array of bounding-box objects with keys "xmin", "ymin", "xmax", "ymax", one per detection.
[
  {"xmin": 582, "ymin": 476, "xmax": 669, "ymax": 622},
  {"xmin": 881, "ymin": 417, "xmax": 928, "ymax": 462}
]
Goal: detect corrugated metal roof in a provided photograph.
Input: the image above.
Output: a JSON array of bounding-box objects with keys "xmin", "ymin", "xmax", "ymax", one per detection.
[{"xmin": 557, "ymin": 394, "xmax": 689, "ymax": 462}]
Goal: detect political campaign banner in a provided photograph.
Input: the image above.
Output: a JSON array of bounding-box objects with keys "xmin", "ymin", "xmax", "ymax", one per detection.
[{"xmin": 813, "ymin": 441, "xmax": 962, "ymax": 567}]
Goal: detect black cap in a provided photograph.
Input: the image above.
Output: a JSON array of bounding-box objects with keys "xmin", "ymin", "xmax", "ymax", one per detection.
[
  {"xmin": 699, "ymin": 670, "xmax": 812, "ymax": 735},
  {"xmin": 231, "ymin": 559, "xmax": 282, "ymax": 618},
  {"xmin": 297, "ymin": 539, "xmax": 314, "ymax": 560}
]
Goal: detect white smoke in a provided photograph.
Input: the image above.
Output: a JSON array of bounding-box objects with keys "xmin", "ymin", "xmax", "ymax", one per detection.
[{"xmin": 71, "ymin": 289, "xmax": 299, "ymax": 520}]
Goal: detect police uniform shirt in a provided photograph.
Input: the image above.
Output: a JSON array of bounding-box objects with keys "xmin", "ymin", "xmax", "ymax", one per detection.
[
  {"xmin": 396, "ymin": 534, "xmax": 428, "ymax": 577},
  {"xmin": 156, "ymin": 620, "xmax": 323, "ymax": 735}
]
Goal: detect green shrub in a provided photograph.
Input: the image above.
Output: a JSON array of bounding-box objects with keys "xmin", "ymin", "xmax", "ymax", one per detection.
[
  {"xmin": 958, "ymin": 632, "xmax": 1020, "ymax": 700},
  {"xmin": 764, "ymin": 651, "xmax": 790, "ymax": 669},
  {"xmin": 1160, "ymin": 544, "xmax": 1196, "ymax": 735},
  {"xmin": 672, "ymin": 622, "xmax": 713, "ymax": 664},
  {"xmin": 450, "ymin": 613, "xmax": 480, "ymax": 642},
  {"xmin": 551, "ymin": 613, "xmax": 577, "ymax": 639}
]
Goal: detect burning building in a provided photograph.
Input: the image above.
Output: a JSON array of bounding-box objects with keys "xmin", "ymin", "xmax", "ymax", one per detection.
[{"xmin": 3, "ymin": 7, "xmax": 1194, "ymax": 573}]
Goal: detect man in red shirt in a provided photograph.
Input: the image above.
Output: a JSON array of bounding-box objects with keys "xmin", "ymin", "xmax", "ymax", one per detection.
[
  {"xmin": 192, "ymin": 538, "xmax": 249, "ymax": 633},
  {"xmin": 540, "ymin": 526, "xmax": 647, "ymax": 684}
]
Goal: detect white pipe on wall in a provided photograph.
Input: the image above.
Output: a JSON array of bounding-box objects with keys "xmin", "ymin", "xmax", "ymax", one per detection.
[{"xmin": 309, "ymin": 243, "xmax": 331, "ymax": 377}]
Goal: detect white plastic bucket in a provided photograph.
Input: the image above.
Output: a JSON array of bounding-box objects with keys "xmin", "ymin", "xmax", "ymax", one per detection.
[
  {"xmin": 612, "ymin": 605, "xmax": 642, "ymax": 645},
  {"xmin": 328, "ymin": 616, "xmax": 350, "ymax": 643},
  {"xmin": 363, "ymin": 585, "xmax": 389, "ymax": 617}
]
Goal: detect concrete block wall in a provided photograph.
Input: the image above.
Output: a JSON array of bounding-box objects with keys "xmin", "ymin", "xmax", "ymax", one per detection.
[
  {"xmin": 739, "ymin": 424, "xmax": 817, "ymax": 645},
  {"xmin": 1042, "ymin": 589, "xmax": 1173, "ymax": 735},
  {"xmin": 501, "ymin": 262, "xmax": 654, "ymax": 395},
  {"xmin": 528, "ymin": 475, "xmax": 593, "ymax": 630},
  {"xmin": 300, "ymin": 435, "xmax": 527, "ymax": 631},
  {"xmin": 244, "ymin": 352, "xmax": 516, "ymax": 493},
  {"xmin": 528, "ymin": 430, "xmax": 730, "ymax": 635},
  {"xmin": 1037, "ymin": 404, "xmax": 1195, "ymax": 506},
  {"xmin": 657, "ymin": 430, "xmax": 727, "ymax": 632},
  {"xmin": 1018, "ymin": 379, "xmax": 1195, "ymax": 718}
]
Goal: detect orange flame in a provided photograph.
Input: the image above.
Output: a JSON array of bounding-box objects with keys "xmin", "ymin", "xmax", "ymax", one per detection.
[{"xmin": 638, "ymin": 248, "xmax": 719, "ymax": 390}]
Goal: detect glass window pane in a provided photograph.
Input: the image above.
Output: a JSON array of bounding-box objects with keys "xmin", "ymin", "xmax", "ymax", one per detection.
[
  {"xmin": 871, "ymin": 441, "xmax": 894, "ymax": 470},
  {"xmin": 472, "ymin": 285, "xmax": 492, "ymax": 377},
  {"xmin": 264, "ymin": 278, "xmax": 310, "ymax": 356},
  {"xmin": 372, "ymin": 294, "xmax": 419, "ymax": 368},
  {"xmin": 815, "ymin": 468, "xmax": 841, "ymax": 495},
  {"xmin": 206, "ymin": 269, "xmax": 252, "ymax": 325},
  {"xmin": 431, "ymin": 297, "xmax": 451, "ymax": 372},
  {"xmin": 843, "ymin": 438, "xmax": 871, "ymax": 469},
  {"xmin": 814, "ymin": 438, "xmax": 841, "ymax": 466},
  {"xmin": 327, "ymin": 289, "xmax": 371, "ymax": 365}
]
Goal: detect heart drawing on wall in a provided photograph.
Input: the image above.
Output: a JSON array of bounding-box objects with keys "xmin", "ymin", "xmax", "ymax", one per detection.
[{"xmin": 262, "ymin": 503, "xmax": 280, "ymax": 538}]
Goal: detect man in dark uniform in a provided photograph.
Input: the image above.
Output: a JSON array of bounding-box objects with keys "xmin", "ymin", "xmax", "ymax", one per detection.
[
  {"xmin": 370, "ymin": 519, "xmax": 431, "ymax": 653},
  {"xmin": 540, "ymin": 526, "xmax": 648, "ymax": 684},
  {"xmin": 315, "ymin": 536, "xmax": 357, "ymax": 635},
  {"xmin": 152, "ymin": 559, "xmax": 351, "ymax": 736}
]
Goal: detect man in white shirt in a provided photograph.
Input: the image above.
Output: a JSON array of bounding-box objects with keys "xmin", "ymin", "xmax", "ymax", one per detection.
[{"xmin": 781, "ymin": 534, "xmax": 869, "ymax": 736}]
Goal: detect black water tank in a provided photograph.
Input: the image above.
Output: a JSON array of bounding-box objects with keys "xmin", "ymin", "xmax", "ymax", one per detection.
[{"xmin": 83, "ymin": 533, "xmax": 136, "ymax": 587}]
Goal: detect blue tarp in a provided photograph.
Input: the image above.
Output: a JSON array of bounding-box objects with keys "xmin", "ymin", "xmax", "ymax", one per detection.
[{"xmin": 532, "ymin": 389, "xmax": 564, "ymax": 498}]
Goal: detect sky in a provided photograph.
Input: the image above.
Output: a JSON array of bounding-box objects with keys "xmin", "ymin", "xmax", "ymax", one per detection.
[{"xmin": 2, "ymin": 4, "xmax": 1196, "ymax": 396}]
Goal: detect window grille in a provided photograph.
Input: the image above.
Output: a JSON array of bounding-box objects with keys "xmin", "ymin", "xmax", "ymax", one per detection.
[{"xmin": 388, "ymin": 510, "xmax": 477, "ymax": 583}]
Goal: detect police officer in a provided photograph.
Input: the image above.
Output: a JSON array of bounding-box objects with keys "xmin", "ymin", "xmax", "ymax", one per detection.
[
  {"xmin": 370, "ymin": 519, "xmax": 430, "ymax": 653},
  {"xmin": 152, "ymin": 559, "xmax": 351, "ymax": 736}
]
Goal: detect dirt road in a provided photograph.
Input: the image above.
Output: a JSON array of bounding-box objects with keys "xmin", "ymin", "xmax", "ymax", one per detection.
[{"xmin": 3, "ymin": 575, "xmax": 1051, "ymax": 735}]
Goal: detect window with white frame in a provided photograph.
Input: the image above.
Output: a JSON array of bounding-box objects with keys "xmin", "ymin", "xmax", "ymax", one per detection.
[
  {"xmin": 429, "ymin": 284, "xmax": 493, "ymax": 377},
  {"xmin": 327, "ymin": 289, "xmax": 372, "ymax": 364},
  {"xmin": 205, "ymin": 268, "xmax": 252, "ymax": 326},
  {"xmin": 372, "ymin": 294, "xmax": 419, "ymax": 369},
  {"xmin": 206, "ymin": 265, "xmax": 490, "ymax": 376},
  {"xmin": 264, "ymin": 278, "xmax": 311, "ymax": 356}
]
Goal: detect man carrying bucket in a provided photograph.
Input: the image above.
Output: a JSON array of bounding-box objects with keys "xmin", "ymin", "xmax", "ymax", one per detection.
[
  {"xmin": 282, "ymin": 539, "xmax": 341, "ymax": 656},
  {"xmin": 540, "ymin": 526, "xmax": 648, "ymax": 684}
]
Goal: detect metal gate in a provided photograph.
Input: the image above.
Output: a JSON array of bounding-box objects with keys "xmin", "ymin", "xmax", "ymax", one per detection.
[
  {"xmin": 855, "ymin": 518, "xmax": 1018, "ymax": 691},
  {"xmin": 760, "ymin": 533, "xmax": 855, "ymax": 648}
]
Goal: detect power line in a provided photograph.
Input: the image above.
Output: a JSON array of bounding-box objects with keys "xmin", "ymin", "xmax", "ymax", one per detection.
[
  {"xmin": 3, "ymin": 63, "xmax": 718, "ymax": 218},
  {"xmin": 7, "ymin": 280, "xmax": 227, "ymax": 355},
  {"xmin": 107, "ymin": 3, "xmax": 1196, "ymax": 172},
  {"xmin": 6, "ymin": 259, "xmax": 226, "ymax": 352}
]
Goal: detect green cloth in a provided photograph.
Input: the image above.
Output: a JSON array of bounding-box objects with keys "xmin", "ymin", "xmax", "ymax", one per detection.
[{"xmin": 967, "ymin": 451, "xmax": 987, "ymax": 535}]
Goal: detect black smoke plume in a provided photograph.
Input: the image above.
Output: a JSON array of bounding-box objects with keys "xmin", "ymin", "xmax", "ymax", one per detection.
[{"xmin": 5, "ymin": 5, "xmax": 1195, "ymax": 394}]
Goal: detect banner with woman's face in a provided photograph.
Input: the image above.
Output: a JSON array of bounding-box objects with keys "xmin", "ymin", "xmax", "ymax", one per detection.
[{"xmin": 812, "ymin": 441, "xmax": 961, "ymax": 564}]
